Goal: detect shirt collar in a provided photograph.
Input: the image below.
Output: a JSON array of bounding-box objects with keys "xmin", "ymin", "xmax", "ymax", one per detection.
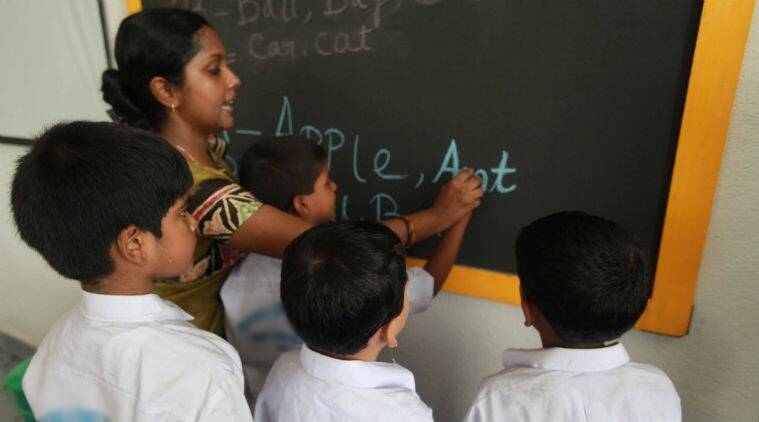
[
  {"xmin": 78, "ymin": 291, "xmax": 193, "ymax": 323},
  {"xmin": 502, "ymin": 343, "xmax": 630, "ymax": 372},
  {"xmin": 300, "ymin": 345, "xmax": 417, "ymax": 390}
]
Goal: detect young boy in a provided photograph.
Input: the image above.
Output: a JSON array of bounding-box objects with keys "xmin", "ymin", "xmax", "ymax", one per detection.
[
  {"xmin": 11, "ymin": 122, "xmax": 252, "ymax": 421},
  {"xmin": 464, "ymin": 211, "xmax": 681, "ymax": 422},
  {"xmin": 218, "ymin": 136, "xmax": 470, "ymax": 402},
  {"xmin": 255, "ymin": 221, "xmax": 440, "ymax": 421}
]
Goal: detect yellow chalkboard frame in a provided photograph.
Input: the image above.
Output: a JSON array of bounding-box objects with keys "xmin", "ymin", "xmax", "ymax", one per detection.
[
  {"xmin": 128, "ymin": 0, "xmax": 755, "ymax": 336},
  {"xmin": 425, "ymin": 0, "xmax": 756, "ymax": 337}
]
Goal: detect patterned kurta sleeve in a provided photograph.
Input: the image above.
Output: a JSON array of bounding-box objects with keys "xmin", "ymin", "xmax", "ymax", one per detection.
[{"xmin": 189, "ymin": 178, "xmax": 263, "ymax": 241}]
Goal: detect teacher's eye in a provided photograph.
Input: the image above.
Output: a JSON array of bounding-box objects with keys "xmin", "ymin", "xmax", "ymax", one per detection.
[{"xmin": 208, "ymin": 67, "xmax": 221, "ymax": 75}]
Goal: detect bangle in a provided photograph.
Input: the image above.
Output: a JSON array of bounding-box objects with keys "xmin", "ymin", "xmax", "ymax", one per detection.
[{"xmin": 397, "ymin": 215, "xmax": 415, "ymax": 248}]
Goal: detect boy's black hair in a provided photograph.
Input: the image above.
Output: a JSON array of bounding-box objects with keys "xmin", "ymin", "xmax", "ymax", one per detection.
[
  {"xmin": 515, "ymin": 211, "xmax": 652, "ymax": 343},
  {"xmin": 102, "ymin": 8, "xmax": 209, "ymax": 130},
  {"xmin": 237, "ymin": 136, "xmax": 326, "ymax": 213},
  {"xmin": 281, "ymin": 221, "xmax": 408, "ymax": 356},
  {"xmin": 10, "ymin": 121, "xmax": 192, "ymax": 285}
]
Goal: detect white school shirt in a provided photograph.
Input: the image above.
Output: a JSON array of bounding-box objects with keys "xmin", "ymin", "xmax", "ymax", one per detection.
[
  {"xmin": 464, "ymin": 343, "xmax": 681, "ymax": 422},
  {"xmin": 221, "ymin": 252, "xmax": 434, "ymax": 401},
  {"xmin": 255, "ymin": 345, "xmax": 434, "ymax": 422},
  {"xmin": 23, "ymin": 291, "xmax": 253, "ymax": 422}
]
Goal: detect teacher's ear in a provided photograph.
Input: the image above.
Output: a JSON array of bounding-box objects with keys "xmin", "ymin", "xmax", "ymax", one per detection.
[{"xmin": 149, "ymin": 76, "xmax": 181, "ymax": 110}]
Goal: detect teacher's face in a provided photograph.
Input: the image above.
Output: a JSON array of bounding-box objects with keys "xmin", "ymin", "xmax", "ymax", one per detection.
[{"xmin": 176, "ymin": 26, "xmax": 241, "ymax": 134}]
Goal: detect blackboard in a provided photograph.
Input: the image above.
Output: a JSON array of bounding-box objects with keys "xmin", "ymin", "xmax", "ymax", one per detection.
[
  {"xmin": 134, "ymin": 0, "xmax": 759, "ymax": 337},
  {"xmin": 143, "ymin": 0, "xmax": 702, "ymax": 275}
]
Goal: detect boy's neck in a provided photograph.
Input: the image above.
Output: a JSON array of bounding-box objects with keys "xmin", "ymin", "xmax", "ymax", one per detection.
[
  {"xmin": 325, "ymin": 342, "xmax": 384, "ymax": 363},
  {"xmin": 531, "ymin": 312, "xmax": 612, "ymax": 349},
  {"xmin": 538, "ymin": 328, "xmax": 616, "ymax": 349},
  {"xmin": 289, "ymin": 209, "xmax": 325, "ymax": 227},
  {"xmin": 541, "ymin": 339, "xmax": 614, "ymax": 349},
  {"xmin": 83, "ymin": 272, "xmax": 155, "ymax": 296}
]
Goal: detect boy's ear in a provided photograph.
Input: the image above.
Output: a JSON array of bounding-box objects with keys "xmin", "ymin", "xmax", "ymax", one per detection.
[
  {"xmin": 291, "ymin": 194, "xmax": 310, "ymax": 218},
  {"xmin": 519, "ymin": 283, "xmax": 535, "ymax": 327},
  {"xmin": 114, "ymin": 225, "xmax": 149, "ymax": 267},
  {"xmin": 380, "ymin": 314, "xmax": 404, "ymax": 349},
  {"xmin": 149, "ymin": 76, "xmax": 181, "ymax": 109}
]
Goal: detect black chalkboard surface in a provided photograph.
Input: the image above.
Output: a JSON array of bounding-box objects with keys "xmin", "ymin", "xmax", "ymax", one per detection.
[{"xmin": 143, "ymin": 0, "xmax": 702, "ymax": 275}]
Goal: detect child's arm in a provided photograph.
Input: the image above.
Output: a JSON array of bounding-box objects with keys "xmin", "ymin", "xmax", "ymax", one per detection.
[
  {"xmin": 383, "ymin": 169, "xmax": 482, "ymax": 245},
  {"xmin": 423, "ymin": 211, "xmax": 473, "ymax": 295},
  {"xmin": 230, "ymin": 170, "xmax": 482, "ymax": 258}
]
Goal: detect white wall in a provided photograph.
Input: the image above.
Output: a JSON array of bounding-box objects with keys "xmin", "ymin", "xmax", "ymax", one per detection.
[
  {"xmin": 1, "ymin": 2, "xmax": 757, "ymax": 422},
  {"xmin": 0, "ymin": 1, "xmax": 112, "ymax": 139},
  {"xmin": 0, "ymin": 144, "xmax": 80, "ymax": 346},
  {"xmin": 388, "ymin": 2, "xmax": 759, "ymax": 421},
  {"xmin": 0, "ymin": 1, "xmax": 126, "ymax": 343}
]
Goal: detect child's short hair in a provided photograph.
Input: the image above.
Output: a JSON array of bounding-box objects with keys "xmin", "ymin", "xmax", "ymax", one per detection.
[
  {"xmin": 281, "ymin": 221, "xmax": 407, "ymax": 355},
  {"xmin": 237, "ymin": 136, "xmax": 326, "ymax": 212},
  {"xmin": 515, "ymin": 211, "xmax": 651, "ymax": 343},
  {"xmin": 10, "ymin": 121, "xmax": 192, "ymax": 285}
]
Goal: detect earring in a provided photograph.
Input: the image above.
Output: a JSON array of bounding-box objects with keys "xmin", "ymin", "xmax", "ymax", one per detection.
[
  {"xmin": 170, "ymin": 104, "xmax": 176, "ymax": 111},
  {"xmin": 389, "ymin": 340, "xmax": 399, "ymax": 348}
]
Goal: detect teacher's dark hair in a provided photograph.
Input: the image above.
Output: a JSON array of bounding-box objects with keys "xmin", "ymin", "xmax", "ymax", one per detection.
[{"xmin": 101, "ymin": 8, "xmax": 209, "ymax": 130}]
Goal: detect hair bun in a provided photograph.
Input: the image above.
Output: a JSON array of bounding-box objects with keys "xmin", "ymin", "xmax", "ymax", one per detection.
[{"xmin": 101, "ymin": 68, "xmax": 152, "ymax": 130}]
